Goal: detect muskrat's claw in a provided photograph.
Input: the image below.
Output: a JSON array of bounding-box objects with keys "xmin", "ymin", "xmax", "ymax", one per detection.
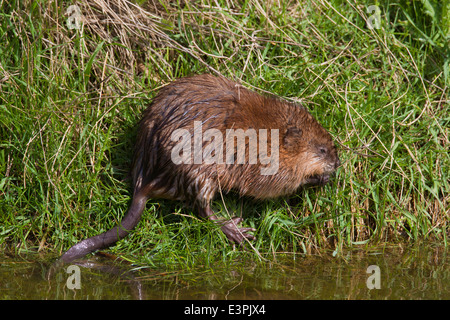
[{"xmin": 220, "ymin": 216, "xmax": 256, "ymax": 244}]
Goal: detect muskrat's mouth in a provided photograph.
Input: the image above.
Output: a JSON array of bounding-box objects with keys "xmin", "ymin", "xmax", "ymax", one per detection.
[{"xmin": 306, "ymin": 173, "xmax": 332, "ymax": 186}]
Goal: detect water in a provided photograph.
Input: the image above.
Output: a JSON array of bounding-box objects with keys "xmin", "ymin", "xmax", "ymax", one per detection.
[{"xmin": 0, "ymin": 245, "xmax": 448, "ymax": 300}]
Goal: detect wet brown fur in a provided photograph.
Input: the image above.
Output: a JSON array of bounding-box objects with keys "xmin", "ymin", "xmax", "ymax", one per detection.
[
  {"xmin": 59, "ymin": 74, "xmax": 340, "ymax": 263},
  {"xmin": 133, "ymin": 74, "xmax": 339, "ymax": 204}
]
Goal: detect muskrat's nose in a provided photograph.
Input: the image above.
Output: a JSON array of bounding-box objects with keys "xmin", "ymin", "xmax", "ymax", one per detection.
[{"xmin": 335, "ymin": 157, "xmax": 341, "ymax": 169}]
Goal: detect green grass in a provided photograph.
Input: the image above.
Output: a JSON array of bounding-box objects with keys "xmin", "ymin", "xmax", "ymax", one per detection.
[{"xmin": 0, "ymin": 0, "xmax": 448, "ymax": 268}]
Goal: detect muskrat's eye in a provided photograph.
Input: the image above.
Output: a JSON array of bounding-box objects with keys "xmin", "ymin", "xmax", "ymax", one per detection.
[{"xmin": 319, "ymin": 146, "xmax": 327, "ymax": 154}]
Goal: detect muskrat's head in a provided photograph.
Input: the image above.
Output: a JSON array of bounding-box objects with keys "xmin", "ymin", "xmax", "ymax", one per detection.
[
  {"xmin": 303, "ymin": 142, "xmax": 340, "ymax": 186},
  {"xmin": 283, "ymin": 112, "xmax": 340, "ymax": 187}
]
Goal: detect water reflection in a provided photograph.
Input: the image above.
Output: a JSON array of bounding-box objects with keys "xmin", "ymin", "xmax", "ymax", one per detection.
[{"xmin": 0, "ymin": 245, "xmax": 448, "ymax": 299}]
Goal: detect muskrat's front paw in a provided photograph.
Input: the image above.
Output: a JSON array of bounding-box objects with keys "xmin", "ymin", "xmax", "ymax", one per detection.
[{"xmin": 221, "ymin": 217, "xmax": 256, "ymax": 244}]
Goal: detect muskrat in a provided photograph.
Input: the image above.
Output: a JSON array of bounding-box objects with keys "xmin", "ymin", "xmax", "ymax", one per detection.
[{"xmin": 59, "ymin": 74, "xmax": 340, "ymax": 263}]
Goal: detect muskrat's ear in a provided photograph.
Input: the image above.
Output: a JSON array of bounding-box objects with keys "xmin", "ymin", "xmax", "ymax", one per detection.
[{"xmin": 283, "ymin": 127, "xmax": 303, "ymax": 148}]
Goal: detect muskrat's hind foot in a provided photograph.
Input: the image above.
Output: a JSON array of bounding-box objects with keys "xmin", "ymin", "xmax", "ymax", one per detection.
[
  {"xmin": 198, "ymin": 207, "xmax": 255, "ymax": 244},
  {"xmin": 220, "ymin": 217, "xmax": 256, "ymax": 244}
]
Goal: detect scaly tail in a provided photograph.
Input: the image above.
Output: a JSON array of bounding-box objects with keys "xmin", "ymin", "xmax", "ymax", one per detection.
[{"xmin": 59, "ymin": 193, "xmax": 148, "ymax": 263}]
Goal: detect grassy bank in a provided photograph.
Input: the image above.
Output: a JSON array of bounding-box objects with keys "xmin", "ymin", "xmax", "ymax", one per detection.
[{"xmin": 0, "ymin": 0, "xmax": 448, "ymax": 267}]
